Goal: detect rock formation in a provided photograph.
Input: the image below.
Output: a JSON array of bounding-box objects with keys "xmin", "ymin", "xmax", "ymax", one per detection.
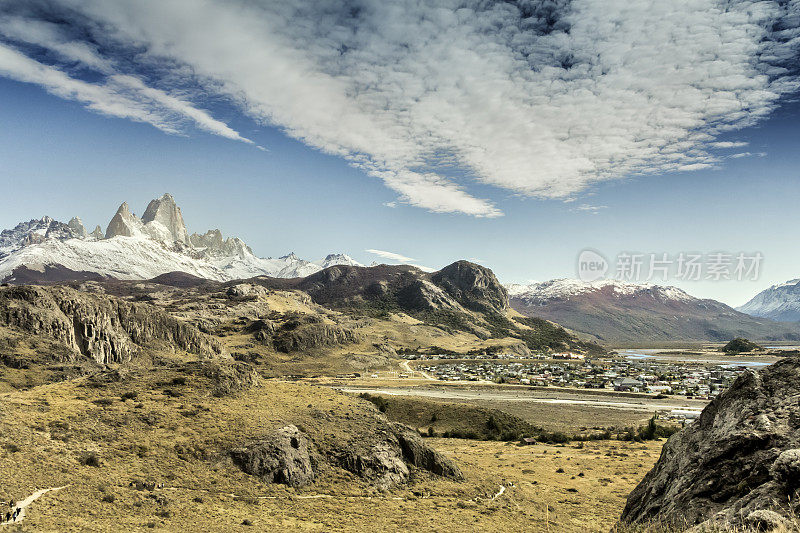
[
  {"xmin": 620, "ymin": 357, "xmax": 800, "ymax": 530},
  {"xmin": 335, "ymin": 422, "xmax": 463, "ymax": 489},
  {"xmin": 431, "ymin": 260, "xmax": 509, "ymax": 315},
  {"xmin": 230, "ymin": 425, "xmax": 316, "ymax": 487},
  {"xmin": 271, "ymin": 318, "xmax": 362, "ymax": 353},
  {"xmin": 141, "ymin": 193, "xmax": 190, "ymax": 245},
  {"xmin": 0, "ymin": 285, "xmax": 224, "ymax": 364},
  {"xmin": 68, "ymin": 216, "xmax": 88, "ymax": 238},
  {"xmin": 105, "ymin": 202, "xmax": 143, "ymax": 239}
]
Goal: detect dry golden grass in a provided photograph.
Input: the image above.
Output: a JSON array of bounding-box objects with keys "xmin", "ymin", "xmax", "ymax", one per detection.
[{"xmin": 0, "ymin": 362, "xmax": 665, "ymax": 532}]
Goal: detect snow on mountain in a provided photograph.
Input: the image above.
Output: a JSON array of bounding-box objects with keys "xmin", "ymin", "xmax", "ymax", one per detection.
[
  {"xmin": 0, "ymin": 194, "xmax": 362, "ymax": 283},
  {"xmin": 314, "ymin": 253, "xmax": 362, "ymax": 269},
  {"xmin": 737, "ymin": 279, "xmax": 800, "ymax": 322},
  {"xmin": 507, "ymin": 278, "xmax": 696, "ymax": 304},
  {"xmin": 508, "ymin": 278, "xmax": 800, "ymax": 343},
  {"xmin": 0, "ymin": 216, "xmax": 79, "ymax": 256}
]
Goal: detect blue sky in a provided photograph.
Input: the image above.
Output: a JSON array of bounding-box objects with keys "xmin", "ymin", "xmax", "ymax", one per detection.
[{"xmin": 1, "ymin": 0, "xmax": 799, "ymax": 306}]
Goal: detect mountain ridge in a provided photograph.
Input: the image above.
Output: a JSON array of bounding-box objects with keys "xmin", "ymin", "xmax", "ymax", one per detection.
[
  {"xmin": 737, "ymin": 278, "xmax": 800, "ymax": 322},
  {"xmin": 508, "ymin": 278, "xmax": 800, "ymax": 343},
  {"xmin": 0, "ymin": 194, "xmax": 362, "ymax": 284}
]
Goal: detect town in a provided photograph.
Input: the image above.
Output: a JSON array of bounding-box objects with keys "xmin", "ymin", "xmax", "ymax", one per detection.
[{"xmin": 406, "ymin": 353, "xmax": 758, "ymax": 399}]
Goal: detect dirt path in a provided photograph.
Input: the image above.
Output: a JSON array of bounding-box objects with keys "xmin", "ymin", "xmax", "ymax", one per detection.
[{"xmin": 1, "ymin": 485, "xmax": 68, "ymax": 526}]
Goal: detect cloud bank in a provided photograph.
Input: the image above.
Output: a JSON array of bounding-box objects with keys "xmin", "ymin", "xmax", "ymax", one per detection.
[{"xmin": 1, "ymin": 0, "xmax": 799, "ymax": 216}]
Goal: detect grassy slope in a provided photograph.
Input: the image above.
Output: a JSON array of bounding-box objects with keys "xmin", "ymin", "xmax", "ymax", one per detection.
[{"xmin": 0, "ymin": 365, "xmax": 664, "ymax": 531}]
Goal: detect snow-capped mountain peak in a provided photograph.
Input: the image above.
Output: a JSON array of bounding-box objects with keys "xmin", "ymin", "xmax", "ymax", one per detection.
[
  {"xmin": 0, "ymin": 194, "xmax": 366, "ymax": 283},
  {"xmin": 506, "ymin": 278, "xmax": 696, "ymax": 304},
  {"xmin": 738, "ymin": 279, "xmax": 800, "ymax": 322},
  {"xmin": 140, "ymin": 193, "xmax": 190, "ymax": 245},
  {"xmin": 315, "ymin": 253, "xmax": 362, "ymax": 268}
]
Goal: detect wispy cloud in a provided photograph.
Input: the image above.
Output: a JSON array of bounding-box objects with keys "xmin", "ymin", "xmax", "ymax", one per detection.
[
  {"xmin": 0, "ymin": 16, "xmax": 257, "ymax": 146},
  {"xmin": 2, "ymin": 1, "xmax": 799, "ymax": 216},
  {"xmin": 711, "ymin": 141, "xmax": 749, "ymax": 149},
  {"xmin": 366, "ymin": 249, "xmax": 416, "ymax": 263},
  {"xmin": 574, "ymin": 204, "xmax": 608, "ymax": 214},
  {"xmin": 365, "ymin": 248, "xmax": 434, "ymax": 272}
]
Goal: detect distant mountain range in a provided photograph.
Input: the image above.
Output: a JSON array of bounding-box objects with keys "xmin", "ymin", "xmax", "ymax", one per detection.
[
  {"xmin": 736, "ymin": 279, "xmax": 800, "ymax": 322},
  {"xmin": 4, "ymin": 194, "xmax": 799, "ymax": 344},
  {"xmin": 508, "ymin": 279, "xmax": 800, "ymax": 343},
  {"xmin": 0, "ymin": 193, "xmax": 361, "ymax": 283}
]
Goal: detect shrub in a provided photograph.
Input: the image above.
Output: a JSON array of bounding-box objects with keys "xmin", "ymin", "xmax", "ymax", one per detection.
[
  {"xmin": 81, "ymin": 452, "xmax": 101, "ymax": 467},
  {"xmin": 359, "ymin": 393, "xmax": 389, "ymax": 413}
]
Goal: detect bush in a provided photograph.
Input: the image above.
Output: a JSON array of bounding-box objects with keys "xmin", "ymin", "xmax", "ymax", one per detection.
[
  {"xmin": 635, "ymin": 415, "xmax": 679, "ymax": 441},
  {"xmin": 121, "ymin": 391, "xmax": 138, "ymax": 401},
  {"xmin": 81, "ymin": 452, "xmax": 101, "ymax": 467},
  {"xmin": 359, "ymin": 393, "xmax": 389, "ymax": 413},
  {"xmin": 101, "ymin": 494, "xmax": 116, "ymax": 503}
]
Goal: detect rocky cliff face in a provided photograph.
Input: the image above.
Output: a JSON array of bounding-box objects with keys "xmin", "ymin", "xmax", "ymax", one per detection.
[
  {"xmin": 105, "ymin": 202, "xmax": 142, "ymax": 239},
  {"xmin": 431, "ymin": 260, "xmax": 508, "ymax": 315},
  {"xmin": 141, "ymin": 193, "xmax": 191, "ymax": 245},
  {"xmin": 620, "ymin": 357, "xmax": 800, "ymax": 531},
  {"xmin": 0, "ymin": 285, "xmax": 224, "ymax": 364}
]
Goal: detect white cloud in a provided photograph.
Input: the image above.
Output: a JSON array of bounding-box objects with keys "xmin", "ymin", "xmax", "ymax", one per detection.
[
  {"xmin": 575, "ymin": 204, "xmax": 608, "ymax": 214},
  {"xmin": 365, "ymin": 249, "xmax": 416, "ymax": 263},
  {"xmin": 711, "ymin": 141, "xmax": 749, "ymax": 149},
  {"xmin": 0, "ymin": 43, "xmax": 180, "ymax": 134},
  {"xmin": 2, "ymin": 0, "xmax": 799, "ymax": 216},
  {"xmin": 0, "ymin": 17, "xmax": 256, "ymax": 145},
  {"xmin": 366, "ymin": 248, "xmax": 435, "ymax": 271}
]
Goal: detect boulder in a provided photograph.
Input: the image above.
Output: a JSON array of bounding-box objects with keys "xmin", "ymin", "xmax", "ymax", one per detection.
[
  {"xmin": 336, "ymin": 423, "xmax": 462, "ymax": 489},
  {"xmin": 620, "ymin": 358, "xmax": 800, "ymax": 530},
  {"xmin": 230, "ymin": 425, "xmax": 315, "ymax": 487},
  {"xmin": 200, "ymin": 361, "xmax": 261, "ymax": 397}
]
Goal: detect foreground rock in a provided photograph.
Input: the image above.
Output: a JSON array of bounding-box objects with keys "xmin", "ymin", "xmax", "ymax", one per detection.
[
  {"xmin": 335, "ymin": 422, "xmax": 463, "ymax": 490},
  {"xmin": 231, "ymin": 421, "xmax": 462, "ymax": 490},
  {"xmin": 230, "ymin": 425, "xmax": 316, "ymax": 487},
  {"xmin": 620, "ymin": 357, "xmax": 800, "ymax": 530}
]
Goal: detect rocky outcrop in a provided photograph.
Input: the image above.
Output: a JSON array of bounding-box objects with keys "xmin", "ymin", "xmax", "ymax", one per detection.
[
  {"xmin": 230, "ymin": 425, "xmax": 315, "ymax": 487},
  {"xmin": 229, "ymin": 419, "xmax": 461, "ymax": 491},
  {"xmin": 431, "ymin": 260, "xmax": 509, "ymax": 315},
  {"xmin": 199, "ymin": 361, "xmax": 261, "ymax": 396},
  {"xmin": 620, "ymin": 357, "xmax": 800, "ymax": 530},
  {"xmin": 335, "ymin": 422, "xmax": 463, "ymax": 489},
  {"xmin": 272, "ymin": 317, "xmax": 362, "ymax": 353},
  {"xmin": 0, "ymin": 285, "xmax": 224, "ymax": 364},
  {"xmin": 392, "ymin": 423, "xmax": 463, "ymax": 479}
]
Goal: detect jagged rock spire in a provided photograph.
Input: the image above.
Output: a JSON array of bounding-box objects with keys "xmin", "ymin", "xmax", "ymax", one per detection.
[
  {"xmin": 105, "ymin": 202, "xmax": 143, "ymax": 239},
  {"xmin": 141, "ymin": 193, "xmax": 190, "ymax": 245},
  {"xmin": 68, "ymin": 216, "xmax": 87, "ymax": 238}
]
